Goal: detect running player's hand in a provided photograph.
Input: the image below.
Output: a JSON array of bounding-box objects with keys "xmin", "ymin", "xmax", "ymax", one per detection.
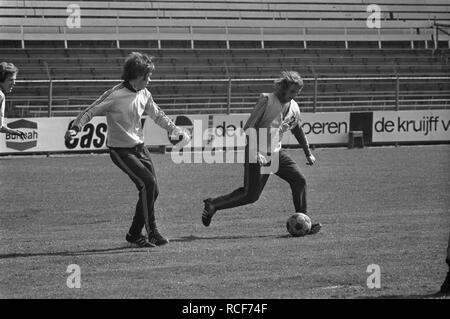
[
  {"xmin": 257, "ymin": 152, "xmax": 270, "ymax": 166},
  {"xmin": 306, "ymin": 154, "xmax": 316, "ymax": 166},
  {"xmin": 65, "ymin": 129, "xmax": 77, "ymax": 142},
  {"xmin": 172, "ymin": 126, "xmax": 191, "ymax": 144},
  {"xmin": 280, "ymin": 116, "xmax": 297, "ymax": 133},
  {"xmin": 279, "ymin": 121, "xmax": 291, "ymax": 134}
]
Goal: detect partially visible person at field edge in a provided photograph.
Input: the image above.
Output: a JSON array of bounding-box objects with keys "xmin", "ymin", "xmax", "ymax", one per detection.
[
  {"xmin": 0, "ymin": 62, "xmax": 26, "ymax": 139},
  {"xmin": 440, "ymin": 230, "xmax": 450, "ymax": 295}
]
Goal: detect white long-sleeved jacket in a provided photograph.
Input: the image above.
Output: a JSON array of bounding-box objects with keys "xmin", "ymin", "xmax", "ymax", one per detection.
[{"xmin": 71, "ymin": 82, "xmax": 176, "ymax": 148}]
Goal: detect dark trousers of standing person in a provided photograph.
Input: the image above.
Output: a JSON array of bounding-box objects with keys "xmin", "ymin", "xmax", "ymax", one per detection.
[
  {"xmin": 447, "ymin": 231, "xmax": 450, "ymax": 267},
  {"xmin": 210, "ymin": 148, "xmax": 307, "ymax": 213},
  {"xmin": 440, "ymin": 229, "xmax": 450, "ymax": 294},
  {"xmin": 109, "ymin": 143, "xmax": 159, "ymax": 237}
]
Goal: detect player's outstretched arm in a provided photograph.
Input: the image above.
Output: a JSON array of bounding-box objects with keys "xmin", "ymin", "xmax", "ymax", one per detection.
[
  {"xmin": 1, "ymin": 108, "xmax": 26, "ymax": 139},
  {"xmin": 243, "ymin": 95, "xmax": 268, "ymax": 164},
  {"xmin": 291, "ymin": 124, "xmax": 315, "ymax": 165},
  {"xmin": 145, "ymin": 96, "xmax": 191, "ymax": 143},
  {"xmin": 64, "ymin": 88, "xmax": 115, "ymax": 141},
  {"xmin": 243, "ymin": 94, "xmax": 268, "ymax": 131},
  {"xmin": 0, "ymin": 125, "xmax": 26, "ymax": 140}
]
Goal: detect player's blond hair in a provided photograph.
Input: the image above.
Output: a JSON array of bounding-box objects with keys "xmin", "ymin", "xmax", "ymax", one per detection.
[{"xmin": 274, "ymin": 71, "xmax": 303, "ymax": 93}]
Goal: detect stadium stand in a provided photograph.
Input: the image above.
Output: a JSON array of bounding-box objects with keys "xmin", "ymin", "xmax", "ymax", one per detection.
[{"xmin": 0, "ymin": 0, "xmax": 449, "ymax": 116}]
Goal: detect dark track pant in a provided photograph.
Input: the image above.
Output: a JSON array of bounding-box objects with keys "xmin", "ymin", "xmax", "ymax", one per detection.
[
  {"xmin": 109, "ymin": 144, "xmax": 159, "ymax": 237},
  {"xmin": 210, "ymin": 149, "xmax": 307, "ymax": 213},
  {"xmin": 447, "ymin": 230, "xmax": 450, "ymax": 266}
]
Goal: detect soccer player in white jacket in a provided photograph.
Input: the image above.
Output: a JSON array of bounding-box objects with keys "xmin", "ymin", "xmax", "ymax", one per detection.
[{"xmin": 65, "ymin": 52, "xmax": 190, "ymax": 248}]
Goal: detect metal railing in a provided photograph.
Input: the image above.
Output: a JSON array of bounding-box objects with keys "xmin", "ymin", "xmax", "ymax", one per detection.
[{"xmin": 7, "ymin": 75, "xmax": 450, "ymax": 117}]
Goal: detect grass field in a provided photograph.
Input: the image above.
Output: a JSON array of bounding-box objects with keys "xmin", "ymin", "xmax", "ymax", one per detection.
[{"xmin": 1, "ymin": 145, "xmax": 449, "ymax": 299}]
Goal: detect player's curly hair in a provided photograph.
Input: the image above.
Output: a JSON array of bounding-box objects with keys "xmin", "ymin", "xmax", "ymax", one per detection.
[
  {"xmin": 121, "ymin": 52, "xmax": 155, "ymax": 81},
  {"xmin": 274, "ymin": 71, "xmax": 303, "ymax": 93},
  {"xmin": 0, "ymin": 62, "xmax": 18, "ymax": 83}
]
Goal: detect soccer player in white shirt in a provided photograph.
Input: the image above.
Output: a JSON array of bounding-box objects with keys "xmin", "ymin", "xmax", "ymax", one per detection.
[
  {"xmin": 202, "ymin": 71, "xmax": 321, "ymax": 234},
  {"xmin": 65, "ymin": 52, "xmax": 190, "ymax": 248},
  {"xmin": 0, "ymin": 62, "xmax": 26, "ymax": 139}
]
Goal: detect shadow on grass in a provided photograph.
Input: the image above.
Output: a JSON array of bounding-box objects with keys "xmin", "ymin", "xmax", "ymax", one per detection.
[
  {"xmin": 171, "ymin": 234, "xmax": 291, "ymax": 242},
  {"xmin": 1, "ymin": 234, "xmax": 304, "ymax": 259},
  {"xmin": 0, "ymin": 245, "xmax": 151, "ymax": 259}
]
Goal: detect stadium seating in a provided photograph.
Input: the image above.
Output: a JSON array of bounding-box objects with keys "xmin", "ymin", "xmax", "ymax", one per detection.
[
  {"xmin": 1, "ymin": 0, "xmax": 450, "ymax": 43},
  {"xmin": 2, "ymin": 46, "xmax": 449, "ymax": 116},
  {"xmin": 1, "ymin": 0, "xmax": 449, "ymax": 116}
]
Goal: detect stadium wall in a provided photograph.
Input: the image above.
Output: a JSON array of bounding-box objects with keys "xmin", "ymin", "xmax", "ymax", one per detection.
[{"xmin": 1, "ymin": 110, "xmax": 449, "ymax": 155}]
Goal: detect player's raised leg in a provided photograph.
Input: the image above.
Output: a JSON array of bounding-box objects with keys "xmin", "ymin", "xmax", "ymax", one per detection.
[{"xmin": 203, "ymin": 159, "xmax": 270, "ymax": 227}]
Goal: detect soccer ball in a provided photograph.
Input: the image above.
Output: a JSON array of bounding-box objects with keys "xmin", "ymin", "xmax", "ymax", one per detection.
[{"xmin": 286, "ymin": 213, "xmax": 312, "ymax": 237}]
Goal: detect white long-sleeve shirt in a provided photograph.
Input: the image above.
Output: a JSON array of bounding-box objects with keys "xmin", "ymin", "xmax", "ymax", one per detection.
[
  {"xmin": 0, "ymin": 90, "xmax": 6, "ymax": 130},
  {"xmin": 71, "ymin": 82, "xmax": 176, "ymax": 148}
]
